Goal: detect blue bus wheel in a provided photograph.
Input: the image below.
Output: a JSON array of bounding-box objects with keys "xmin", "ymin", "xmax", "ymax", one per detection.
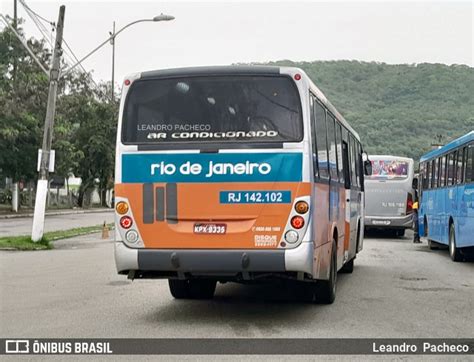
[{"xmin": 449, "ymin": 224, "xmax": 462, "ymax": 262}]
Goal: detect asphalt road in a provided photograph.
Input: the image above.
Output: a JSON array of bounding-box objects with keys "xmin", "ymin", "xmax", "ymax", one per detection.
[
  {"xmin": 0, "ymin": 211, "xmax": 114, "ymax": 237},
  {"xmin": 1, "ymin": 231, "xmax": 473, "ymax": 339}
]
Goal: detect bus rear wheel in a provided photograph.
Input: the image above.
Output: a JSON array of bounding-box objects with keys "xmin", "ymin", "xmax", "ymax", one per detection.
[
  {"xmin": 314, "ymin": 240, "xmax": 337, "ymax": 304},
  {"xmin": 340, "ymin": 258, "xmax": 354, "ymax": 273},
  {"xmin": 425, "ymin": 217, "xmax": 439, "ymax": 250},
  {"xmin": 395, "ymin": 229, "xmax": 405, "ymax": 237},
  {"xmin": 168, "ymin": 279, "xmax": 217, "ymax": 299},
  {"xmin": 449, "ymin": 224, "xmax": 462, "ymax": 262},
  {"xmin": 428, "ymin": 239, "xmax": 439, "ymax": 250}
]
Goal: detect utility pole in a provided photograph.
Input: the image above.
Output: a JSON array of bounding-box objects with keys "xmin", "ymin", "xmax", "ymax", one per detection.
[
  {"xmin": 110, "ymin": 21, "xmax": 115, "ymax": 102},
  {"xmin": 12, "ymin": 1, "xmax": 17, "ymax": 81},
  {"xmin": 11, "ymin": 0, "xmax": 19, "ymax": 213},
  {"xmin": 31, "ymin": 5, "xmax": 65, "ymax": 242},
  {"xmin": 13, "ymin": 0, "xmax": 17, "ymax": 28}
]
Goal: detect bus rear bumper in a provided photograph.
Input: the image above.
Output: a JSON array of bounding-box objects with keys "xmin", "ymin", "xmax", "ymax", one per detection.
[
  {"xmin": 364, "ymin": 215, "xmax": 413, "ymax": 229},
  {"xmin": 115, "ymin": 242, "xmax": 314, "ymax": 280}
]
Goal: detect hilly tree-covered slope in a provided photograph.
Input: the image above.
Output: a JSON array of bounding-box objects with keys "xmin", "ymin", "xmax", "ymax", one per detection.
[{"xmin": 265, "ymin": 60, "xmax": 474, "ymax": 161}]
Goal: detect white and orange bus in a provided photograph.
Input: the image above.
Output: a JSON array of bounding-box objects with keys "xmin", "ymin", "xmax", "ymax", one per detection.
[{"xmin": 114, "ymin": 66, "xmax": 370, "ymax": 303}]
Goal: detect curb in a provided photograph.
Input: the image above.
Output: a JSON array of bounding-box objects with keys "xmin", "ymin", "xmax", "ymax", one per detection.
[
  {"xmin": 49, "ymin": 227, "xmax": 115, "ymax": 242},
  {"xmin": 0, "ymin": 208, "xmax": 114, "ymax": 219}
]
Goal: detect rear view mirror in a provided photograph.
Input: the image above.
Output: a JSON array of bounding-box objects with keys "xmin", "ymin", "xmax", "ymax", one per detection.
[
  {"xmin": 412, "ymin": 177, "xmax": 419, "ymax": 190},
  {"xmin": 364, "ymin": 160, "xmax": 372, "ymax": 176}
]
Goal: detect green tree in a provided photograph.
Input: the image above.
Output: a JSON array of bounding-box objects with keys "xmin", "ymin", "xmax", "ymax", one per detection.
[
  {"xmin": 0, "ymin": 18, "xmax": 50, "ymax": 184},
  {"xmin": 0, "ymin": 21, "xmax": 118, "ymax": 209},
  {"xmin": 61, "ymin": 84, "xmax": 118, "ymax": 207}
]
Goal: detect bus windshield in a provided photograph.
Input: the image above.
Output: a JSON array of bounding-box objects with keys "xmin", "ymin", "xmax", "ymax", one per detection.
[
  {"xmin": 368, "ymin": 159, "xmax": 409, "ymax": 179},
  {"xmin": 122, "ymin": 75, "xmax": 303, "ymax": 144}
]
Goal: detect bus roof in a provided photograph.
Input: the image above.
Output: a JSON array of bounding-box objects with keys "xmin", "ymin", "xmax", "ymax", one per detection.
[
  {"xmin": 132, "ymin": 65, "xmax": 361, "ymax": 143},
  {"xmin": 420, "ymin": 131, "xmax": 474, "ymax": 162},
  {"xmin": 140, "ymin": 65, "xmax": 280, "ymax": 79}
]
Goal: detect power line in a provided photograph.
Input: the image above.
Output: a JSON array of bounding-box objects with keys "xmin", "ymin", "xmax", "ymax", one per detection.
[
  {"xmin": 18, "ymin": 0, "xmax": 54, "ymax": 25},
  {"xmin": 62, "ymin": 38, "xmax": 102, "ymax": 90},
  {"xmin": 22, "ymin": 3, "xmax": 78, "ymax": 69},
  {"xmin": 18, "ymin": 0, "xmax": 103, "ymax": 95},
  {"xmin": 19, "ymin": 0, "xmax": 55, "ymax": 50}
]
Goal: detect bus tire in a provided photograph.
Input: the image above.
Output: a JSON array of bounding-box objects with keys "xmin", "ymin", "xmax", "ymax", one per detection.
[
  {"xmin": 315, "ymin": 240, "xmax": 337, "ymax": 304},
  {"xmin": 395, "ymin": 229, "xmax": 405, "ymax": 237},
  {"xmin": 340, "ymin": 258, "xmax": 354, "ymax": 273},
  {"xmin": 449, "ymin": 224, "xmax": 462, "ymax": 262},
  {"xmin": 428, "ymin": 239, "xmax": 439, "ymax": 250},
  {"xmin": 168, "ymin": 279, "xmax": 190, "ymax": 299},
  {"xmin": 424, "ymin": 216, "xmax": 428, "ymax": 237},
  {"xmin": 341, "ymin": 223, "xmax": 359, "ymax": 274},
  {"xmin": 169, "ymin": 279, "xmax": 217, "ymax": 299}
]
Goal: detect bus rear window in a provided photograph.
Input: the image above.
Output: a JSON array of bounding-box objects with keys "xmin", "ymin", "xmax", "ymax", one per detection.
[
  {"xmin": 369, "ymin": 160, "xmax": 409, "ymax": 179},
  {"xmin": 122, "ymin": 75, "xmax": 303, "ymax": 144}
]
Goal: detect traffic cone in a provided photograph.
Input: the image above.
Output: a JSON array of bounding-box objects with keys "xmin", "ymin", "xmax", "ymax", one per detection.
[{"xmin": 102, "ymin": 221, "xmax": 110, "ymax": 239}]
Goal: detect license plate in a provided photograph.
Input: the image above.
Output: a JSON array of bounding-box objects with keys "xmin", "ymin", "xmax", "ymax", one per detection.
[
  {"xmin": 372, "ymin": 220, "xmax": 391, "ymax": 225},
  {"xmin": 194, "ymin": 223, "xmax": 227, "ymax": 234}
]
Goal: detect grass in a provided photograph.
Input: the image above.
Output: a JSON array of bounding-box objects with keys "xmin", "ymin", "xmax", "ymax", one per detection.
[
  {"xmin": 0, "ymin": 223, "xmax": 114, "ymax": 251},
  {"xmin": 0, "ymin": 236, "xmax": 52, "ymax": 250}
]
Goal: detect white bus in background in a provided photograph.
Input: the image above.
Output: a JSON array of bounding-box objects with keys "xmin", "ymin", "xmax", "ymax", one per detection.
[{"xmin": 364, "ymin": 155, "xmax": 416, "ymax": 237}]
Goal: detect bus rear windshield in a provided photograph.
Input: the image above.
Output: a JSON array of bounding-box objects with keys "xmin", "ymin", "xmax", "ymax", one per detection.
[
  {"xmin": 369, "ymin": 160, "xmax": 409, "ymax": 179},
  {"xmin": 122, "ymin": 75, "xmax": 303, "ymax": 144}
]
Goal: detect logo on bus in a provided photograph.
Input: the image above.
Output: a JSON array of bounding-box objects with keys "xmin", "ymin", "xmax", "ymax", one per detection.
[{"xmin": 150, "ymin": 161, "xmax": 271, "ymax": 178}]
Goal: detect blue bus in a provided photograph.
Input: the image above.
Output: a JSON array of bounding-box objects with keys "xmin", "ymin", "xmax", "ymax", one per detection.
[{"xmin": 419, "ymin": 131, "xmax": 474, "ymax": 261}]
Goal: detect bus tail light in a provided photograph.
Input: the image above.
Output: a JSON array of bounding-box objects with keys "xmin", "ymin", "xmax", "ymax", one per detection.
[
  {"xmin": 120, "ymin": 216, "xmax": 133, "ymax": 229},
  {"xmin": 406, "ymin": 193, "xmax": 413, "ymax": 214},
  {"xmin": 279, "ymin": 196, "xmax": 310, "ymax": 248},
  {"xmin": 125, "ymin": 230, "xmax": 139, "ymax": 243},
  {"xmin": 116, "ymin": 201, "xmax": 129, "ymax": 215},
  {"xmin": 284, "ymin": 230, "xmax": 299, "ymax": 243},
  {"xmin": 291, "ymin": 216, "xmax": 305, "ymax": 229},
  {"xmin": 295, "ymin": 201, "xmax": 309, "ymax": 214}
]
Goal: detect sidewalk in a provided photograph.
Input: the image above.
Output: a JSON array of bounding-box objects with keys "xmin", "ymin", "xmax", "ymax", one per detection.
[{"xmin": 0, "ymin": 207, "xmax": 113, "ymax": 219}]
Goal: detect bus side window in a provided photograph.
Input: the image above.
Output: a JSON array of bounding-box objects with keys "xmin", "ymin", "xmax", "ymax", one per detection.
[
  {"xmin": 457, "ymin": 147, "xmax": 465, "ymax": 184},
  {"xmin": 326, "ymin": 112, "xmax": 338, "ymax": 182},
  {"xmin": 342, "ymin": 141, "xmax": 351, "ymax": 189},
  {"xmin": 439, "ymin": 156, "xmax": 445, "ymax": 187},
  {"xmin": 341, "ymin": 127, "xmax": 351, "ymax": 186},
  {"xmin": 427, "ymin": 161, "xmax": 431, "ymax": 189},
  {"xmin": 335, "ymin": 123, "xmax": 344, "ymax": 184},
  {"xmin": 425, "ymin": 162, "xmax": 431, "ymax": 189},
  {"xmin": 423, "ymin": 162, "xmax": 426, "ymax": 189},
  {"xmin": 349, "ymin": 135, "xmax": 357, "ymax": 188},
  {"xmin": 309, "ymin": 95, "xmax": 319, "ymax": 178},
  {"xmin": 466, "ymin": 145, "xmax": 474, "ymax": 183},
  {"xmin": 447, "ymin": 152, "xmax": 454, "ymax": 186},
  {"xmin": 358, "ymin": 147, "xmax": 365, "ymax": 191},
  {"xmin": 443, "ymin": 155, "xmax": 448, "ymax": 186},
  {"xmin": 452, "ymin": 151, "xmax": 457, "ymax": 185},
  {"xmin": 315, "ymin": 101, "xmax": 329, "ymax": 180},
  {"xmin": 356, "ymin": 141, "xmax": 362, "ymax": 188},
  {"xmin": 433, "ymin": 158, "xmax": 439, "ymax": 188}
]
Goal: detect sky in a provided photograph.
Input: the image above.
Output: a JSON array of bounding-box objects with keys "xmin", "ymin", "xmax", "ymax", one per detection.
[{"xmin": 1, "ymin": 0, "xmax": 473, "ymax": 88}]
